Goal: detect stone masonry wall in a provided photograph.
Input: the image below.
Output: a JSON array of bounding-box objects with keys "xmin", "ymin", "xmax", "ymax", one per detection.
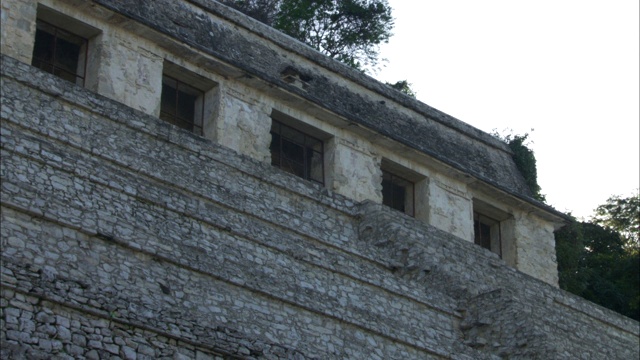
[
  {"xmin": 512, "ymin": 211, "xmax": 559, "ymax": 286},
  {"xmin": 2, "ymin": 54, "xmax": 639, "ymax": 359},
  {"xmin": 4, "ymin": 0, "xmax": 565, "ymax": 287},
  {"xmin": 1, "ymin": 55, "xmax": 473, "ymax": 359},
  {"xmin": 91, "ymin": 0, "xmax": 549, "ymax": 207},
  {"xmin": 357, "ymin": 203, "xmax": 640, "ymax": 359}
]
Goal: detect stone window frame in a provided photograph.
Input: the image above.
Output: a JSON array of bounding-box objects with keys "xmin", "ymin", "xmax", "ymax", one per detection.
[
  {"xmin": 269, "ymin": 117, "xmax": 325, "ymax": 186},
  {"xmin": 160, "ymin": 61, "xmax": 218, "ymax": 137},
  {"xmin": 31, "ymin": 5, "xmax": 101, "ymax": 88},
  {"xmin": 379, "ymin": 159, "xmax": 429, "ymax": 219},
  {"xmin": 474, "ymin": 212, "xmax": 502, "ymax": 256},
  {"xmin": 472, "ymin": 199, "xmax": 512, "ymax": 258},
  {"xmin": 160, "ymin": 74, "xmax": 205, "ymax": 135},
  {"xmin": 381, "ymin": 169, "xmax": 415, "ymax": 217}
]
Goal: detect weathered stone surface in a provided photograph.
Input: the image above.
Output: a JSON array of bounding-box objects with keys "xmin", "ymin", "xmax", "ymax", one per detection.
[
  {"xmin": 1, "ymin": 0, "xmax": 638, "ymax": 358},
  {"xmin": 326, "ymin": 137, "xmax": 382, "ymax": 203},
  {"xmin": 428, "ymin": 176, "xmax": 473, "ymax": 241},
  {"xmin": 216, "ymin": 88, "xmax": 272, "ymax": 163},
  {"xmin": 0, "ymin": 0, "xmax": 36, "ymax": 64},
  {"xmin": 1, "ymin": 54, "xmax": 638, "ymax": 359},
  {"xmin": 89, "ymin": 0, "xmax": 546, "ymax": 207},
  {"xmin": 3, "ymin": 0, "xmax": 568, "ymax": 284}
]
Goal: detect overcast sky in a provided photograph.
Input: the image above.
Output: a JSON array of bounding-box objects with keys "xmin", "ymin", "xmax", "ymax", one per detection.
[{"xmin": 376, "ymin": 0, "xmax": 639, "ymax": 219}]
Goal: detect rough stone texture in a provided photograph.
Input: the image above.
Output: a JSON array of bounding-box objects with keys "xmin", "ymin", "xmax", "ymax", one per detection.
[
  {"xmin": 512, "ymin": 212, "xmax": 559, "ymax": 286},
  {"xmin": 1, "ymin": 0, "xmax": 638, "ymax": 357},
  {"xmin": 95, "ymin": 29, "xmax": 164, "ymax": 116},
  {"xmin": 6, "ymin": 0, "xmax": 569, "ymax": 285},
  {"xmin": 358, "ymin": 204, "xmax": 640, "ymax": 359},
  {"xmin": 326, "ymin": 137, "xmax": 382, "ymax": 203},
  {"xmin": 428, "ymin": 177, "xmax": 473, "ymax": 242},
  {"xmin": 2, "ymin": 53, "xmax": 639, "ymax": 359},
  {"xmin": 89, "ymin": 0, "xmax": 549, "ymax": 209},
  {"xmin": 0, "ymin": 0, "xmax": 36, "ymax": 64},
  {"xmin": 217, "ymin": 86, "xmax": 272, "ymax": 163}
]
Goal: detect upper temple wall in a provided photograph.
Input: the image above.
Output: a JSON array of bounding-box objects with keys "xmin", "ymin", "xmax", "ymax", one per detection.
[
  {"xmin": 1, "ymin": 0, "xmax": 567, "ymax": 284},
  {"xmin": 89, "ymin": 0, "xmax": 543, "ymax": 204}
]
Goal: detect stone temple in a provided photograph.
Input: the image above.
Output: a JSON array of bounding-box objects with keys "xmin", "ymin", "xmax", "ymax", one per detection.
[{"xmin": 1, "ymin": 0, "xmax": 638, "ymax": 358}]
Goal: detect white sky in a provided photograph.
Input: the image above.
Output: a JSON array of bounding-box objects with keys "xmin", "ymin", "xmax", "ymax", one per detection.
[{"xmin": 376, "ymin": 0, "xmax": 639, "ymax": 219}]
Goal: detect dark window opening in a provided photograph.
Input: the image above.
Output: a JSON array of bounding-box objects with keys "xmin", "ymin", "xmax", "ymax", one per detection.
[
  {"xmin": 382, "ymin": 170, "xmax": 414, "ymax": 216},
  {"xmin": 270, "ymin": 119, "xmax": 324, "ymax": 185},
  {"xmin": 32, "ymin": 19, "xmax": 88, "ymax": 85},
  {"xmin": 160, "ymin": 75, "xmax": 204, "ymax": 135},
  {"xmin": 474, "ymin": 212, "xmax": 502, "ymax": 257}
]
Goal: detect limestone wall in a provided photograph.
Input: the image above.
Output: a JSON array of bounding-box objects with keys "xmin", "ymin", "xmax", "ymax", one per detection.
[
  {"xmin": 217, "ymin": 86, "xmax": 272, "ymax": 163},
  {"xmin": 2, "ymin": 0, "xmax": 637, "ymax": 358},
  {"xmin": 428, "ymin": 177, "xmax": 473, "ymax": 241},
  {"xmin": 0, "ymin": 0, "xmax": 36, "ymax": 64},
  {"xmin": 512, "ymin": 212, "xmax": 559, "ymax": 286},
  {"xmin": 0, "ymin": 56, "xmax": 469, "ymax": 359},
  {"xmin": 82, "ymin": 0, "xmax": 550, "ymax": 204},
  {"xmin": 0, "ymin": 0, "xmax": 570, "ymax": 285},
  {"xmin": 2, "ymin": 54, "xmax": 639, "ymax": 359},
  {"xmin": 326, "ymin": 137, "xmax": 382, "ymax": 203}
]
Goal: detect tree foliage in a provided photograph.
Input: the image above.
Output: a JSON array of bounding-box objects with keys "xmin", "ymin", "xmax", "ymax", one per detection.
[
  {"xmin": 222, "ymin": 0, "xmax": 394, "ymax": 71},
  {"xmin": 492, "ymin": 130, "xmax": 545, "ymax": 202},
  {"xmin": 555, "ymin": 218, "xmax": 588, "ymax": 295},
  {"xmin": 385, "ymin": 80, "xmax": 416, "ymax": 98},
  {"xmin": 592, "ymin": 191, "xmax": 639, "ymax": 248},
  {"xmin": 555, "ymin": 198, "xmax": 640, "ymax": 320}
]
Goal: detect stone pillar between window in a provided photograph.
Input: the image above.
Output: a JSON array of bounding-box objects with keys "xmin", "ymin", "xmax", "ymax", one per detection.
[
  {"xmin": 201, "ymin": 86, "xmax": 221, "ymax": 141},
  {"xmin": 429, "ymin": 178, "xmax": 473, "ymax": 241},
  {"xmin": 512, "ymin": 212, "xmax": 559, "ymax": 286},
  {"xmin": 326, "ymin": 137, "xmax": 382, "ymax": 203},
  {"xmin": 1, "ymin": 0, "xmax": 37, "ymax": 64},
  {"xmin": 83, "ymin": 33, "xmax": 102, "ymax": 93},
  {"xmin": 98, "ymin": 31, "xmax": 163, "ymax": 115},
  {"xmin": 414, "ymin": 178, "xmax": 430, "ymax": 223},
  {"xmin": 216, "ymin": 87, "xmax": 271, "ymax": 163}
]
